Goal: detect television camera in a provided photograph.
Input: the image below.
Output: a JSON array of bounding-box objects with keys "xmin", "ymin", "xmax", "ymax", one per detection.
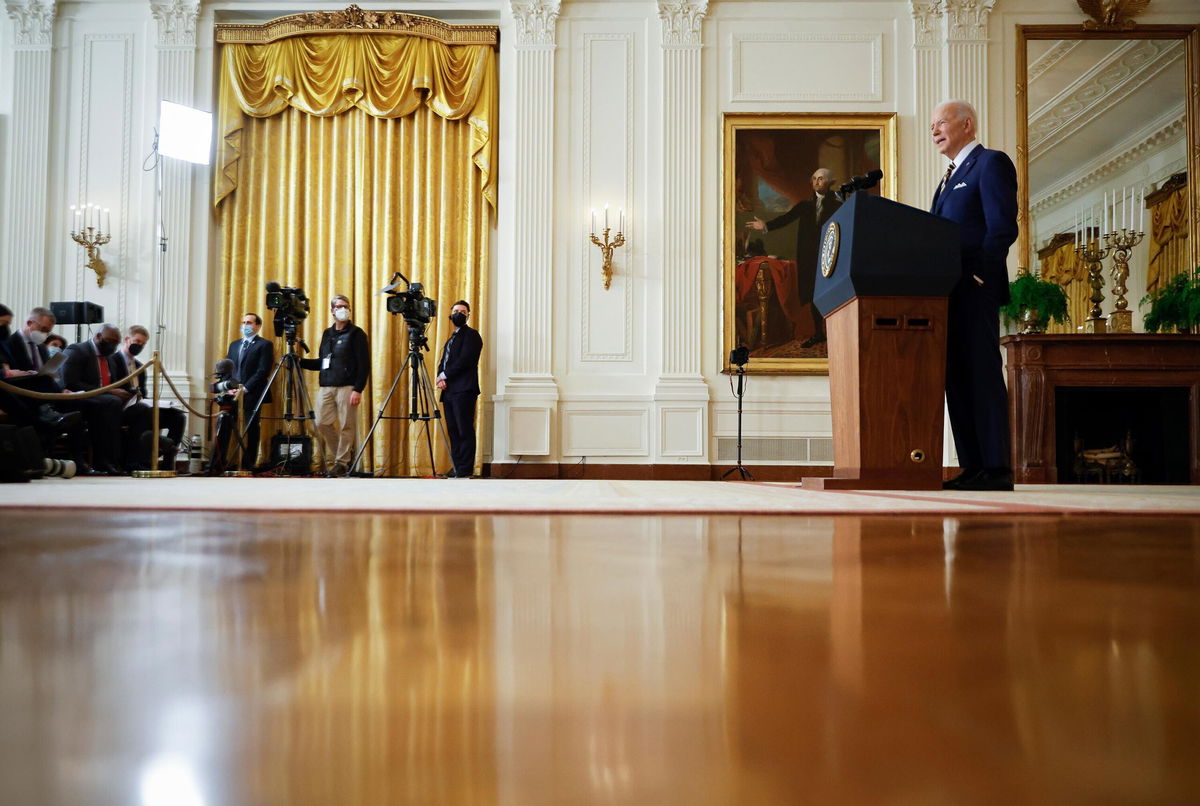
[
  {"xmin": 265, "ymin": 281, "xmax": 310, "ymax": 338},
  {"xmin": 382, "ymin": 272, "xmax": 437, "ymax": 334}
]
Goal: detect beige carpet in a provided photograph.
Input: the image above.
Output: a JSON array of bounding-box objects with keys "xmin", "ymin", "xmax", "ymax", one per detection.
[{"xmin": 1, "ymin": 477, "xmax": 1197, "ymax": 515}]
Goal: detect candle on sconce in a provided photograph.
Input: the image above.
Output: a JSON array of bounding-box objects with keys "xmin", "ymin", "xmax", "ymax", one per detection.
[
  {"xmin": 604, "ymin": 203, "xmax": 609, "ymax": 230},
  {"xmin": 591, "ymin": 209, "xmax": 596, "ymax": 235},
  {"xmin": 104, "ymin": 208, "xmax": 111, "ymax": 236},
  {"xmin": 1138, "ymin": 188, "xmax": 1143, "ymax": 232},
  {"xmin": 619, "ymin": 208, "xmax": 624, "ymax": 234}
]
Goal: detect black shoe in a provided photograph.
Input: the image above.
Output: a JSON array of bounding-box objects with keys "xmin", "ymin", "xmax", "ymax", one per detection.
[
  {"xmin": 37, "ymin": 405, "xmax": 82, "ymax": 431},
  {"xmin": 942, "ymin": 469, "xmax": 979, "ymax": 490},
  {"xmin": 955, "ymin": 468, "xmax": 1014, "ymax": 492}
]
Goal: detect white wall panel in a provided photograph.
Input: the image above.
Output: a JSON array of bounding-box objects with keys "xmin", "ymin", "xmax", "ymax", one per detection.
[
  {"xmin": 562, "ymin": 406, "xmax": 648, "ymax": 456},
  {"xmin": 509, "ymin": 406, "xmax": 552, "ymax": 456},
  {"xmin": 731, "ymin": 33, "xmax": 883, "ymax": 102}
]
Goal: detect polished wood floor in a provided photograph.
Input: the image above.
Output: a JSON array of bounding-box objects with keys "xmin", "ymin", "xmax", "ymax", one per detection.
[{"xmin": 1, "ymin": 509, "xmax": 1198, "ymax": 805}]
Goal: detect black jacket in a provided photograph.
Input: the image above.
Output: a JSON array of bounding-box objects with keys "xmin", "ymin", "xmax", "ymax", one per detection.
[
  {"xmin": 109, "ymin": 351, "xmax": 147, "ymax": 398},
  {"xmin": 62, "ymin": 340, "xmax": 114, "ymax": 392},
  {"xmin": 226, "ymin": 335, "xmax": 275, "ymax": 404},
  {"xmin": 438, "ymin": 325, "xmax": 482, "ymax": 397},
  {"xmin": 301, "ymin": 322, "xmax": 370, "ymax": 390},
  {"xmin": 5, "ymin": 330, "xmax": 50, "ymax": 373}
]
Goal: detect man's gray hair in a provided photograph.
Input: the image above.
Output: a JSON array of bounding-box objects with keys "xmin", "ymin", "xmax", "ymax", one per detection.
[
  {"xmin": 28, "ymin": 306, "xmax": 54, "ymax": 324},
  {"xmin": 331, "ymin": 294, "xmax": 350, "ymax": 309},
  {"xmin": 940, "ymin": 99, "xmax": 978, "ymax": 127},
  {"xmin": 814, "ymin": 168, "xmax": 835, "ymax": 182}
]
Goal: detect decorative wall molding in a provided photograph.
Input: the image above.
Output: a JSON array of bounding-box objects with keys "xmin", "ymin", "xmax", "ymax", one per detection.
[
  {"xmin": 731, "ymin": 32, "xmax": 883, "ymax": 102},
  {"xmin": 510, "ymin": 0, "xmax": 560, "ymax": 48},
  {"xmin": 1030, "ymin": 106, "xmax": 1187, "ymax": 216},
  {"xmin": 657, "ymin": 0, "xmax": 708, "ymax": 48},
  {"xmin": 149, "ymin": 0, "xmax": 199, "ymax": 48},
  {"xmin": 4, "ymin": 0, "xmax": 55, "ymax": 47},
  {"xmin": 1027, "ymin": 39, "xmax": 1080, "ymax": 84},
  {"xmin": 580, "ymin": 33, "xmax": 635, "ymax": 362},
  {"xmin": 909, "ymin": 0, "xmax": 943, "ymax": 49},
  {"xmin": 1029, "ymin": 39, "xmax": 1183, "ymax": 155},
  {"xmin": 943, "ymin": 0, "xmax": 994, "ymax": 43}
]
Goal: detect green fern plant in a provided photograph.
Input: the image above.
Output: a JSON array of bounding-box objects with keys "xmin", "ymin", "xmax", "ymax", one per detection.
[
  {"xmin": 1140, "ymin": 270, "xmax": 1200, "ymax": 333},
  {"xmin": 1001, "ymin": 272, "xmax": 1070, "ymax": 332}
]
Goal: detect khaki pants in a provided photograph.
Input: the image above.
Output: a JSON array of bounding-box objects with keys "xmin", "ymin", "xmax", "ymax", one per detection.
[{"xmin": 315, "ymin": 385, "xmax": 357, "ymax": 468}]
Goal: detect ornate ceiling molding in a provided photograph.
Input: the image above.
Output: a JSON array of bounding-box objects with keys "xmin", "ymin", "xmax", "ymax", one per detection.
[
  {"xmin": 150, "ymin": 0, "xmax": 199, "ymax": 48},
  {"xmin": 1028, "ymin": 39, "xmax": 1081, "ymax": 84},
  {"xmin": 1030, "ymin": 104, "xmax": 1186, "ymax": 216},
  {"xmin": 944, "ymin": 0, "xmax": 995, "ymax": 42},
  {"xmin": 658, "ymin": 1, "xmax": 709, "ymax": 48},
  {"xmin": 5, "ymin": 0, "xmax": 55, "ymax": 47},
  {"xmin": 1029, "ymin": 38, "xmax": 1183, "ymax": 154},
  {"xmin": 910, "ymin": 0, "xmax": 943, "ymax": 49},
  {"xmin": 509, "ymin": 0, "xmax": 561, "ymax": 47},
  {"xmin": 216, "ymin": 5, "xmax": 497, "ymax": 46}
]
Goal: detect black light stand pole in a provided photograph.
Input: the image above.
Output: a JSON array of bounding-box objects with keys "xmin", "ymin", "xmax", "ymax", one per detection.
[{"xmin": 722, "ymin": 356, "xmax": 753, "ymax": 481}]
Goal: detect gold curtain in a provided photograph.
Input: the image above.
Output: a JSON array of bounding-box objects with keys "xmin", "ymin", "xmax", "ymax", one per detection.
[
  {"xmin": 1037, "ymin": 235, "xmax": 1087, "ymax": 334},
  {"xmin": 1146, "ymin": 176, "xmax": 1189, "ymax": 294},
  {"xmin": 215, "ymin": 35, "xmax": 495, "ymax": 476}
]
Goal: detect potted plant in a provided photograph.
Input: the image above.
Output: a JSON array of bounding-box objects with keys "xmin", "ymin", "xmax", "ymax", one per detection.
[
  {"xmin": 1140, "ymin": 270, "xmax": 1200, "ymax": 333},
  {"xmin": 1001, "ymin": 272, "xmax": 1070, "ymax": 334}
]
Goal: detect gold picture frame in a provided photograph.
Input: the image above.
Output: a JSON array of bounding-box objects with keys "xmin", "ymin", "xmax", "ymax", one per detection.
[{"xmin": 723, "ymin": 113, "xmax": 897, "ymax": 375}]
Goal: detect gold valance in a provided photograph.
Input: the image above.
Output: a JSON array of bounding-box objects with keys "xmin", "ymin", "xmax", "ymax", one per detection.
[{"xmin": 215, "ymin": 31, "xmax": 497, "ymax": 209}]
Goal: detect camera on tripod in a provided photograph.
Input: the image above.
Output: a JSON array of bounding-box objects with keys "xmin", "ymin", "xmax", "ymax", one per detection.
[
  {"xmin": 210, "ymin": 358, "xmax": 241, "ymax": 406},
  {"xmin": 265, "ymin": 281, "xmax": 310, "ymax": 338},
  {"xmin": 384, "ymin": 275, "xmax": 437, "ymax": 328}
]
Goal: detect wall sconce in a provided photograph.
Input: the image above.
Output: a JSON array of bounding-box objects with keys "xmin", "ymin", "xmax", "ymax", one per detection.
[
  {"xmin": 589, "ymin": 203, "xmax": 625, "ymax": 290},
  {"xmin": 70, "ymin": 202, "xmax": 112, "ymax": 287}
]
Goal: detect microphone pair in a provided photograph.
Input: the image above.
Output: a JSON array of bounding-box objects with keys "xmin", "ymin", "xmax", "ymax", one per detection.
[{"xmin": 838, "ymin": 168, "xmax": 884, "ymax": 197}]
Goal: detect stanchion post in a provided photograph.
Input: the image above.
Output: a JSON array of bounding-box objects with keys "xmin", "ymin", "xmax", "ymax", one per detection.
[{"xmin": 133, "ymin": 351, "xmax": 176, "ymax": 478}]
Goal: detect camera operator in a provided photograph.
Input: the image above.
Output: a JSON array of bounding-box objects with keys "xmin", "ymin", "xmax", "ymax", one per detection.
[
  {"xmin": 224, "ymin": 313, "xmax": 274, "ymax": 470},
  {"xmin": 110, "ymin": 325, "xmax": 186, "ymax": 471},
  {"xmin": 207, "ymin": 358, "xmax": 244, "ymax": 474},
  {"xmin": 300, "ymin": 295, "xmax": 369, "ymax": 477},
  {"xmin": 436, "ymin": 300, "xmax": 482, "ymax": 479}
]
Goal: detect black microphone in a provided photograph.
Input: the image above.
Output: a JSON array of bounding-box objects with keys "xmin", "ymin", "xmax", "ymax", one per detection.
[
  {"xmin": 839, "ymin": 181, "xmax": 856, "ymax": 197},
  {"xmin": 855, "ymin": 169, "xmax": 884, "ymax": 190}
]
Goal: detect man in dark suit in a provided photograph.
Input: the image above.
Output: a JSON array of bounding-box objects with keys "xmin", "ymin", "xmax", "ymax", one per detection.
[
  {"xmin": 110, "ymin": 325, "xmax": 186, "ymax": 470},
  {"xmin": 225, "ymin": 312, "xmax": 274, "ymax": 470},
  {"xmin": 929, "ymin": 100, "xmax": 1018, "ymax": 491},
  {"xmin": 435, "ymin": 300, "xmax": 483, "ymax": 479},
  {"xmin": 745, "ymin": 168, "xmax": 842, "ymax": 347},
  {"xmin": 60, "ymin": 323, "xmax": 126, "ymax": 474}
]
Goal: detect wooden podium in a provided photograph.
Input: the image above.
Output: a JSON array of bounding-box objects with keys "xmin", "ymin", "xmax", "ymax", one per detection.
[{"xmin": 801, "ymin": 193, "xmax": 961, "ymax": 491}]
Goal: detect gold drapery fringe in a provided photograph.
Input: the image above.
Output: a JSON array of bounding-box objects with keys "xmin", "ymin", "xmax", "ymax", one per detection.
[
  {"xmin": 216, "ymin": 34, "xmax": 496, "ymax": 209},
  {"xmin": 214, "ymin": 30, "xmax": 493, "ymax": 476},
  {"xmin": 1146, "ymin": 174, "xmax": 1189, "ymax": 293},
  {"xmin": 1037, "ymin": 234, "xmax": 1088, "ymax": 334}
]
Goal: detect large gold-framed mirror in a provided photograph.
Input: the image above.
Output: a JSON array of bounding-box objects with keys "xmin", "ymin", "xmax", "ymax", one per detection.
[{"xmin": 1016, "ymin": 23, "xmax": 1199, "ymax": 331}]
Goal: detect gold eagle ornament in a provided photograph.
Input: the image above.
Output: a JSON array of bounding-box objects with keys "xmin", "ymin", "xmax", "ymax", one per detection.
[{"xmin": 1076, "ymin": 0, "xmax": 1152, "ymax": 30}]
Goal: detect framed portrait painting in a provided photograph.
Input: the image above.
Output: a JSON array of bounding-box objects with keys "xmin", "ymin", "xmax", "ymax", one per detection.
[{"xmin": 723, "ymin": 113, "xmax": 897, "ymax": 374}]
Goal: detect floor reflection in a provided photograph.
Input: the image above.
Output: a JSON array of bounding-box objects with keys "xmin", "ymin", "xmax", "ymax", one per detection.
[{"xmin": 1, "ymin": 511, "xmax": 1197, "ymax": 805}]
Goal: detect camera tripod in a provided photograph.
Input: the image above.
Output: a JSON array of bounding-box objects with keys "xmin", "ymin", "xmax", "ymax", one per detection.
[
  {"xmin": 244, "ymin": 328, "xmax": 323, "ymax": 475},
  {"xmin": 351, "ymin": 321, "xmax": 449, "ymax": 476}
]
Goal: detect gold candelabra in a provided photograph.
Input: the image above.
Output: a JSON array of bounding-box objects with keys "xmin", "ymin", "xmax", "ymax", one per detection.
[
  {"xmin": 70, "ymin": 202, "xmax": 111, "ymax": 287},
  {"xmin": 589, "ymin": 205, "xmax": 625, "ymax": 290},
  {"xmin": 1104, "ymin": 227, "xmax": 1144, "ymax": 334},
  {"xmin": 1076, "ymin": 234, "xmax": 1109, "ymax": 334}
]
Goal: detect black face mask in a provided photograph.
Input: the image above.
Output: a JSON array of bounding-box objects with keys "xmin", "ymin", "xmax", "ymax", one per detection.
[
  {"xmin": 450, "ymin": 312, "xmax": 468, "ymax": 328},
  {"xmin": 97, "ymin": 339, "xmax": 118, "ymax": 357},
  {"xmin": 128, "ymin": 343, "xmax": 145, "ymax": 357},
  {"xmin": 0, "ymin": 325, "xmax": 8, "ymax": 342}
]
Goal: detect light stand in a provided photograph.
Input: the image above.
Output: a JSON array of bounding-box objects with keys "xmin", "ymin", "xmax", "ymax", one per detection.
[
  {"xmin": 722, "ymin": 346, "xmax": 753, "ymax": 481},
  {"xmin": 133, "ymin": 101, "xmax": 213, "ymax": 479}
]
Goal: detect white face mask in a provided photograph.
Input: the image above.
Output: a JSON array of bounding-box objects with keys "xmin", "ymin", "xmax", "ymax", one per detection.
[
  {"xmin": 28, "ymin": 329, "xmax": 49, "ymax": 345},
  {"xmin": 333, "ymin": 307, "xmax": 350, "ymax": 322}
]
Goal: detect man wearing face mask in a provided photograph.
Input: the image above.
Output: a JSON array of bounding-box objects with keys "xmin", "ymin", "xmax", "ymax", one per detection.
[
  {"xmin": 111, "ymin": 325, "xmax": 186, "ymax": 470},
  {"xmin": 300, "ymin": 295, "xmax": 370, "ymax": 476},
  {"xmin": 60, "ymin": 323, "xmax": 126, "ymax": 474},
  {"xmin": 224, "ymin": 312, "xmax": 274, "ymax": 470},
  {"xmin": 435, "ymin": 300, "xmax": 482, "ymax": 479}
]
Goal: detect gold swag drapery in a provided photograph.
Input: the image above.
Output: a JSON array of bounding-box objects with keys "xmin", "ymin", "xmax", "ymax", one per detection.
[
  {"xmin": 1037, "ymin": 233, "xmax": 1087, "ymax": 334},
  {"xmin": 215, "ymin": 31, "xmax": 496, "ymax": 476},
  {"xmin": 1146, "ymin": 175, "xmax": 1189, "ymax": 294}
]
